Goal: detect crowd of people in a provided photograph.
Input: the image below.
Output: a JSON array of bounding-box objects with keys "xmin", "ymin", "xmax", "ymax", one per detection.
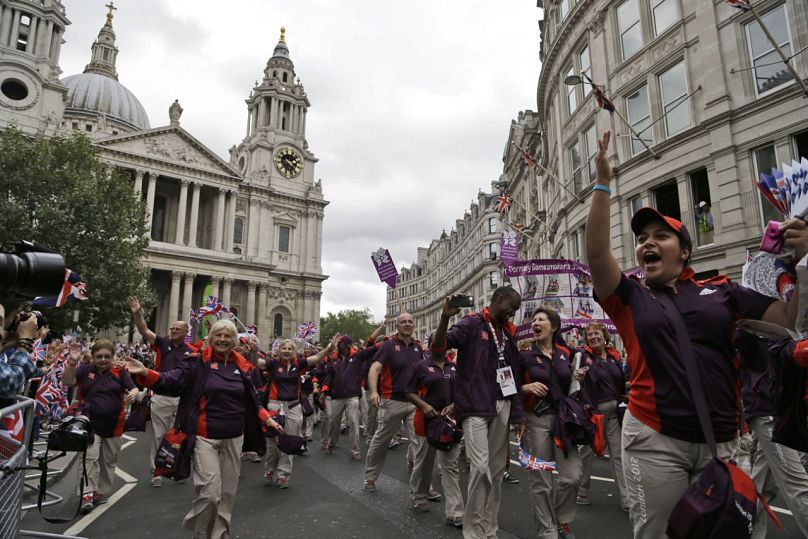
[{"xmin": 1, "ymin": 130, "xmax": 808, "ymax": 539}]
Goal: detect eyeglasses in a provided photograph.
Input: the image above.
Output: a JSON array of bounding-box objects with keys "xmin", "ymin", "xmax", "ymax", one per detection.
[{"xmin": 94, "ymin": 354, "xmax": 113, "ymax": 359}]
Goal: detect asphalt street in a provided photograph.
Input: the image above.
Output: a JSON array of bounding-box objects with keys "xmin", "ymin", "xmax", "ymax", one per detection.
[{"xmin": 18, "ymin": 426, "xmax": 805, "ymax": 539}]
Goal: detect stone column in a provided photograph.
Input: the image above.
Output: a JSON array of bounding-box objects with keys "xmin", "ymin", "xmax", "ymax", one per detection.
[
  {"xmin": 259, "ymin": 202, "xmax": 271, "ymax": 258},
  {"xmin": 182, "ymin": 272, "xmax": 195, "ymax": 323},
  {"xmin": 302, "ymin": 109, "xmax": 307, "ymax": 134},
  {"xmin": 257, "ymin": 284, "xmax": 269, "ymax": 338},
  {"xmin": 214, "ymin": 188, "xmax": 226, "ymax": 251},
  {"xmin": 221, "ymin": 278, "xmax": 233, "ymax": 308},
  {"xmin": 247, "ymin": 199, "xmax": 260, "ymax": 257},
  {"xmin": 188, "ymin": 183, "xmax": 201, "ymax": 247},
  {"xmin": 246, "ymin": 282, "xmax": 257, "ymax": 325},
  {"xmin": 0, "ymin": 6, "xmax": 10, "ymax": 47},
  {"xmin": 9, "ymin": 10, "xmax": 20, "ymax": 48},
  {"xmin": 224, "ymin": 190, "xmax": 237, "ymax": 253},
  {"xmin": 39, "ymin": 19, "xmax": 53, "ymax": 57},
  {"xmin": 271, "ymin": 99, "xmax": 279, "ymax": 129},
  {"xmin": 168, "ymin": 271, "xmax": 182, "ymax": 324},
  {"xmin": 53, "ymin": 30, "xmax": 63, "ymax": 60},
  {"xmin": 175, "ymin": 179, "xmax": 189, "ymax": 245},
  {"xmin": 25, "ymin": 15, "xmax": 37, "ymax": 53},
  {"xmin": 146, "ymin": 173, "xmax": 157, "ymax": 238},
  {"xmin": 210, "ymin": 277, "xmax": 221, "ymax": 298},
  {"xmin": 133, "ymin": 170, "xmax": 143, "ymax": 198}
]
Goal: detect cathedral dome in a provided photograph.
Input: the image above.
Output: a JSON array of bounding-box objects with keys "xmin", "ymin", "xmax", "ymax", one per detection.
[{"xmin": 62, "ymin": 72, "xmax": 150, "ymax": 131}]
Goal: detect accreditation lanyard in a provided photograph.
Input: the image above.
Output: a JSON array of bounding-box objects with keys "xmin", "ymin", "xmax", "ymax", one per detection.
[{"xmin": 488, "ymin": 321, "xmax": 517, "ymax": 397}]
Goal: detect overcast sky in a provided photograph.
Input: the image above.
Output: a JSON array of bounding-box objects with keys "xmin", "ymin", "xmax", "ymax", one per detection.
[{"xmin": 61, "ymin": 0, "xmax": 542, "ymax": 321}]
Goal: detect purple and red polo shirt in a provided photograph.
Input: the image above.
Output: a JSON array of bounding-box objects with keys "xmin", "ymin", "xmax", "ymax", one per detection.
[
  {"xmin": 411, "ymin": 358, "xmax": 457, "ymax": 435},
  {"xmin": 322, "ymin": 350, "xmax": 364, "ymax": 399},
  {"xmin": 200, "ymin": 357, "xmax": 247, "ymax": 439},
  {"xmin": 373, "ymin": 336, "xmax": 422, "ymax": 401},
  {"xmin": 75, "ymin": 364, "xmax": 136, "ymax": 438},
  {"xmin": 151, "ymin": 335, "xmax": 194, "ymax": 373},
  {"xmin": 520, "ymin": 343, "xmax": 573, "ymax": 414},
  {"xmin": 578, "ymin": 346, "xmax": 626, "ymax": 407},
  {"xmin": 598, "ymin": 269, "xmax": 775, "ymax": 443},
  {"xmin": 265, "ymin": 357, "xmax": 307, "ymax": 401}
]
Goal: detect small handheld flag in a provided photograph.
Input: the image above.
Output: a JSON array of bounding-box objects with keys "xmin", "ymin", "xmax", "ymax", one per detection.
[{"xmin": 33, "ymin": 269, "xmax": 89, "ymax": 307}]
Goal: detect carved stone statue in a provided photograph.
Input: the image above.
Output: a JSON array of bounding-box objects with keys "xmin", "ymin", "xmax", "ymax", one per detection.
[{"xmin": 169, "ymin": 99, "xmax": 183, "ymax": 123}]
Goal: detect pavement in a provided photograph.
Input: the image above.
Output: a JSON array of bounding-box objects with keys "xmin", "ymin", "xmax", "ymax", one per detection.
[{"xmin": 17, "ymin": 425, "xmax": 805, "ymax": 539}]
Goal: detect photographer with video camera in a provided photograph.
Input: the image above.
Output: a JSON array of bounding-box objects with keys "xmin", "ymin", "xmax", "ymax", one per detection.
[{"xmin": 0, "ymin": 304, "xmax": 40, "ymax": 401}]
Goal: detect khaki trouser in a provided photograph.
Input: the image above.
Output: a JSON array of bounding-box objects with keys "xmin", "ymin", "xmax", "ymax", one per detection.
[
  {"xmin": 525, "ymin": 412, "xmax": 583, "ymax": 537},
  {"xmin": 462, "ymin": 400, "xmax": 510, "ymax": 539},
  {"xmin": 749, "ymin": 415, "xmax": 808, "ymax": 539},
  {"xmin": 363, "ymin": 389, "xmax": 378, "ymax": 441},
  {"xmin": 183, "ymin": 435, "xmax": 242, "ymax": 539},
  {"xmin": 409, "ymin": 433, "xmax": 465, "ymax": 518},
  {"xmin": 265, "ymin": 400, "xmax": 303, "ymax": 480},
  {"xmin": 326, "ymin": 396, "xmax": 361, "ymax": 454},
  {"xmin": 578, "ymin": 400, "xmax": 627, "ymax": 505},
  {"xmin": 148, "ymin": 394, "xmax": 180, "ymax": 474},
  {"xmin": 622, "ymin": 410, "xmax": 734, "ymax": 539},
  {"xmin": 84, "ymin": 435, "xmax": 122, "ymax": 496},
  {"xmin": 364, "ymin": 399, "xmax": 415, "ymax": 482}
]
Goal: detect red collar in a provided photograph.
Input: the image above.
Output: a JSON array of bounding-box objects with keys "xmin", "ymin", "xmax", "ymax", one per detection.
[
  {"xmin": 481, "ymin": 308, "xmax": 516, "ymax": 336},
  {"xmin": 202, "ymin": 347, "xmax": 251, "ymax": 371}
]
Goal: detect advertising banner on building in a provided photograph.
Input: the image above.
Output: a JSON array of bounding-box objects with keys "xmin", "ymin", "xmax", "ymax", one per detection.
[{"xmin": 500, "ymin": 230, "xmax": 520, "ymax": 268}]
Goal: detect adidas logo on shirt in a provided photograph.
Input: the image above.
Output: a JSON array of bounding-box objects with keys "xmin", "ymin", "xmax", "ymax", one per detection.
[{"xmin": 699, "ymin": 288, "xmax": 717, "ymax": 296}]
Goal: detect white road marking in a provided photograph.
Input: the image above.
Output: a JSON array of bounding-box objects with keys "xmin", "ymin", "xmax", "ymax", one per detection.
[
  {"xmin": 122, "ymin": 434, "xmax": 136, "ymax": 442},
  {"xmin": 114, "ymin": 467, "xmax": 137, "ymax": 484},
  {"xmin": 121, "ymin": 440, "xmax": 136, "ymax": 451},
  {"xmin": 63, "ymin": 482, "xmax": 136, "ymax": 536}
]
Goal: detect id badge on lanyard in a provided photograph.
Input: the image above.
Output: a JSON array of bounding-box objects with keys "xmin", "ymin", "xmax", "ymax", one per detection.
[{"xmin": 489, "ymin": 321, "xmax": 517, "ymax": 397}]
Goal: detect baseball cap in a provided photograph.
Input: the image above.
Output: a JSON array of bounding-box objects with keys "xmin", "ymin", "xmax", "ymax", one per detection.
[
  {"xmin": 339, "ymin": 335, "xmax": 353, "ymax": 347},
  {"xmin": 631, "ymin": 207, "xmax": 692, "ymax": 250}
]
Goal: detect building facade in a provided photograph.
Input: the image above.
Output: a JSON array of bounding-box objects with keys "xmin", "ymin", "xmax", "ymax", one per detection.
[
  {"xmin": 0, "ymin": 1, "xmax": 328, "ymax": 342},
  {"xmin": 385, "ymin": 191, "xmax": 503, "ymax": 338},
  {"xmin": 533, "ymin": 0, "xmax": 808, "ymax": 278}
]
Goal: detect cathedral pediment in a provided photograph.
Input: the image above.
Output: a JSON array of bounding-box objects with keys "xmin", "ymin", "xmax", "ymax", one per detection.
[{"xmin": 95, "ymin": 126, "xmax": 239, "ymax": 178}]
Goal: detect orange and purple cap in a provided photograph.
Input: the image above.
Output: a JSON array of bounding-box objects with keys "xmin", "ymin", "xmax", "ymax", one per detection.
[{"xmin": 631, "ymin": 207, "xmax": 692, "ymax": 250}]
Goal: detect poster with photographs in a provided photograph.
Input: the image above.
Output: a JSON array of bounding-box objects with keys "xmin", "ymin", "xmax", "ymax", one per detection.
[{"xmin": 505, "ymin": 259, "xmax": 615, "ymax": 339}]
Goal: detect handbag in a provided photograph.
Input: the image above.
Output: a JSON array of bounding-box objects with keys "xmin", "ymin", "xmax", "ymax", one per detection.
[
  {"xmin": 546, "ymin": 353, "xmax": 594, "ymax": 455},
  {"xmin": 653, "ymin": 291, "xmax": 781, "ymax": 539},
  {"xmin": 426, "ymin": 414, "xmax": 462, "ymax": 451},
  {"xmin": 299, "ymin": 395, "xmax": 314, "ymax": 417},
  {"xmin": 590, "ymin": 412, "xmax": 606, "ymax": 458},
  {"xmin": 154, "ymin": 428, "xmax": 194, "ymax": 480}
]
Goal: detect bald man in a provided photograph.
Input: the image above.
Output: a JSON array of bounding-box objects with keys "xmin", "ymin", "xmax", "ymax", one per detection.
[{"xmin": 128, "ymin": 296, "xmax": 195, "ymax": 487}]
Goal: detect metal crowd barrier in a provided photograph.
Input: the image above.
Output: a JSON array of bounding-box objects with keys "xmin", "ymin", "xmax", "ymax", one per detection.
[{"xmin": 0, "ymin": 396, "xmax": 35, "ymax": 539}]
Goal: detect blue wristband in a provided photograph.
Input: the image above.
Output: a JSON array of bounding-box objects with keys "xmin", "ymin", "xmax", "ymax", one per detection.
[{"xmin": 593, "ymin": 184, "xmax": 611, "ymax": 195}]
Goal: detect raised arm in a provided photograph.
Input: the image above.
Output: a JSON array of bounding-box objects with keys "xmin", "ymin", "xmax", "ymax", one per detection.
[
  {"xmin": 305, "ymin": 335, "xmax": 337, "ymax": 366},
  {"xmin": 128, "ymin": 296, "xmax": 157, "ymax": 344},
  {"xmin": 761, "ymin": 219, "xmax": 808, "ymax": 329},
  {"xmin": 585, "ymin": 131, "xmax": 622, "ymax": 300},
  {"xmin": 431, "ymin": 296, "xmax": 462, "ymax": 354},
  {"xmin": 367, "ymin": 319, "xmax": 388, "ymax": 343},
  {"xmin": 61, "ymin": 346, "xmax": 82, "ymax": 387}
]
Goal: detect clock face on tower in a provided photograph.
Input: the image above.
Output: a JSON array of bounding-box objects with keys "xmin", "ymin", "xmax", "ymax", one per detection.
[{"xmin": 274, "ymin": 148, "xmax": 303, "ymax": 178}]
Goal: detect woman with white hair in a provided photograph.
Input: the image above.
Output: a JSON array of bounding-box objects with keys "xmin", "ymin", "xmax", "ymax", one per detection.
[
  {"xmin": 263, "ymin": 336, "xmax": 336, "ymax": 488},
  {"xmin": 125, "ymin": 319, "xmax": 283, "ymax": 539}
]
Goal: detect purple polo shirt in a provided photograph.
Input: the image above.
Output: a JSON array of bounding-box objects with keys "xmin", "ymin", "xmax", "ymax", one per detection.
[
  {"xmin": 412, "ymin": 358, "xmax": 457, "ymax": 411},
  {"xmin": 520, "ymin": 343, "xmax": 573, "ymax": 414},
  {"xmin": 201, "ymin": 358, "xmax": 246, "ymax": 439},
  {"xmin": 151, "ymin": 336, "xmax": 194, "ymax": 373},
  {"xmin": 266, "ymin": 357, "xmax": 307, "ymax": 401},
  {"xmin": 324, "ymin": 352, "xmax": 364, "ymax": 399},
  {"xmin": 374, "ymin": 336, "xmax": 422, "ymax": 401},
  {"xmin": 598, "ymin": 270, "xmax": 775, "ymax": 443},
  {"xmin": 578, "ymin": 347, "xmax": 626, "ymax": 407},
  {"xmin": 736, "ymin": 331, "xmax": 780, "ymax": 420},
  {"xmin": 75, "ymin": 364, "xmax": 136, "ymax": 438}
]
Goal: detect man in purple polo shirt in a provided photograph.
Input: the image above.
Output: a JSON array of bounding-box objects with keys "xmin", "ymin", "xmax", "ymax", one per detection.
[
  {"xmin": 321, "ymin": 335, "xmax": 365, "ymax": 460},
  {"xmin": 363, "ymin": 312, "xmax": 422, "ymax": 491},
  {"xmin": 431, "ymin": 286, "xmax": 525, "ymax": 539},
  {"xmin": 128, "ymin": 296, "xmax": 194, "ymax": 487}
]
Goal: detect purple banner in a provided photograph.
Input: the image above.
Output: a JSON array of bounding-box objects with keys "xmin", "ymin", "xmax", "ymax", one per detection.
[
  {"xmin": 371, "ymin": 247, "xmax": 398, "ymax": 289},
  {"xmin": 505, "ymin": 258, "xmax": 616, "ymax": 335},
  {"xmin": 500, "ymin": 230, "xmax": 521, "ymax": 268}
]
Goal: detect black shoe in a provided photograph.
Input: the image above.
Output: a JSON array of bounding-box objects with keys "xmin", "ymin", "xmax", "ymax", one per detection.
[{"xmin": 503, "ymin": 471, "xmax": 519, "ymax": 484}]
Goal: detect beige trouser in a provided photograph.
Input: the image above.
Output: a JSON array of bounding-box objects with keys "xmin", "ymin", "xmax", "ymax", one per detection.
[
  {"xmin": 265, "ymin": 400, "xmax": 303, "ymax": 480},
  {"xmin": 749, "ymin": 415, "xmax": 808, "ymax": 539},
  {"xmin": 83, "ymin": 435, "xmax": 122, "ymax": 495},
  {"xmin": 364, "ymin": 399, "xmax": 415, "ymax": 482},
  {"xmin": 183, "ymin": 435, "xmax": 242, "ymax": 539},
  {"xmin": 148, "ymin": 394, "xmax": 180, "ymax": 474},
  {"xmin": 301, "ymin": 394, "xmax": 314, "ymax": 439},
  {"xmin": 363, "ymin": 389, "xmax": 378, "ymax": 441},
  {"xmin": 462, "ymin": 400, "xmax": 511, "ymax": 539},
  {"xmin": 326, "ymin": 396, "xmax": 361, "ymax": 454},
  {"xmin": 409, "ymin": 433, "xmax": 465, "ymax": 518},
  {"xmin": 622, "ymin": 410, "xmax": 734, "ymax": 539},
  {"xmin": 525, "ymin": 412, "xmax": 583, "ymax": 537},
  {"xmin": 578, "ymin": 400, "xmax": 627, "ymax": 505}
]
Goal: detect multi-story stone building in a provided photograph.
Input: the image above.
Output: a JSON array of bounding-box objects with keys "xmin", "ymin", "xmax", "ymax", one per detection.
[
  {"xmin": 0, "ymin": 1, "xmax": 328, "ymax": 341},
  {"xmin": 533, "ymin": 0, "xmax": 808, "ymax": 278},
  {"xmin": 385, "ymin": 191, "xmax": 503, "ymax": 338}
]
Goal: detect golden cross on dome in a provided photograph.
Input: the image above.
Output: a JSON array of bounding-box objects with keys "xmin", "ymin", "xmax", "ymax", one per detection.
[
  {"xmin": 105, "ymin": 2, "xmax": 117, "ymax": 22},
  {"xmin": 279, "ymin": 26, "xmax": 286, "ymax": 43}
]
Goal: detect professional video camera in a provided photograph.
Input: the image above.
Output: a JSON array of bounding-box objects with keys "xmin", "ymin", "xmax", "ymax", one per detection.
[
  {"xmin": 0, "ymin": 240, "xmax": 65, "ymax": 299},
  {"xmin": 47, "ymin": 415, "xmax": 93, "ymax": 453}
]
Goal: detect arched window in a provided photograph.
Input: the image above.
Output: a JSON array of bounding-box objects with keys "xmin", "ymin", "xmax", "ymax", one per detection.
[
  {"xmin": 273, "ymin": 313, "xmax": 283, "ymax": 337},
  {"xmin": 282, "ymin": 72, "xmax": 288, "ymax": 83},
  {"xmin": 233, "ymin": 217, "xmax": 244, "ymax": 245}
]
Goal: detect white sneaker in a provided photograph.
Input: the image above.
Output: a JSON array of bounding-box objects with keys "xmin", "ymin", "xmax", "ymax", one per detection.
[{"xmin": 150, "ymin": 476, "xmax": 162, "ymax": 487}]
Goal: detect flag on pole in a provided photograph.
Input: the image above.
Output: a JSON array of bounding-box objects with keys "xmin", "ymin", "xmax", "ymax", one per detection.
[
  {"xmin": 726, "ymin": 0, "xmax": 751, "ymax": 10},
  {"xmin": 520, "ymin": 149, "xmax": 537, "ymax": 169},
  {"xmin": 371, "ymin": 248, "xmax": 399, "ymax": 289},
  {"xmin": 493, "ymin": 191, "xmax": 513, "ymax": 214},
  {"xmin": 33, "ymin": 269, "xmax": 89, "ymax": 307},
  {"xmin": 591, "ymin": 83, "xmax": 615, "ymax": 113}
]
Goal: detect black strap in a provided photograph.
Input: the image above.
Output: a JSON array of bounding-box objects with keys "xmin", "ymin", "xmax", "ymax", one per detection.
[
  {"xmin": 653, "ymin": 290, "xmax": 717, "ymax": 456},
  {"xmin": 37, "ymin": 447, "xmax": 87, "ymax": 523}
]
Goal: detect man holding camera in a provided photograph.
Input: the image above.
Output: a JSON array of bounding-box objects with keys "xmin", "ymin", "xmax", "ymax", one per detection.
[
  {"xmin": 127, "ymin": 297, "xmax": 194, "ymax": 487},
  {"xmin": 0, "ymin": 304, "xmax": 40, "ymax": 400},
  {"xmin": 431, "ymin": 287, "xmax": 525, "ymax": 539}
]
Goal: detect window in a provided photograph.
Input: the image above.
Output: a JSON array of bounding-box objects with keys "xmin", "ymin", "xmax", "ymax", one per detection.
[
  {"xmin": 273, "ymin": 313, "xmax": 283, "ymax": 337},
  {"xmin": 753, "ymin": 145, "xmax": 782, "ymax": 226},
  {"xmin": 651, "ymin": 0, "xmax": 678, "ymax": 36},
  {"xmin": 580, "ymin": 46, "xmax": 591, "ymax": 97},
  {"xmin": 653, "ymin": 180, "xmax": 681, "ymax": 220},
  {"xmin": 571, "ymin": 230, "xmax": 580, "ymax": 261},
  {"xmin": 629, "ymin": 195, "xmax": 643, "ymax": 216},
  {"xmin": 618, "ymin": 0, "xmax": 642, "ymax": 61},
  {"xmin": 626, "ymin": 86, "xmax": 653, "ymax": 155},
  {"xmin": 566, "ymin": 65, "xmax": 578, "ymax": 115},
  {"xmin": 571, "ymin": 140, "xmax": 583, "ymax": 193},
  {"xmin": 659, "ymin": 62, "xmax": 691, "ymax": 136},
  {"xmin": 489, "ymin": 242, "xmax": 498, "ymax": 260},
  {"xmin": 794, "ymin": 131, "xmax": 808, "ymax": 160},
  {"xmin": 233, "ymin": 217, "xmax": 244, "ymax": 244},
  {"xmin": 746, "ymin": 5, "xmax": 793, "ymax": 95},
  {"xmin": 152, "ymin": 196, "xmax": 167, "ymax": 242},
  {"xmin": 584, "ymin": 125, "xmax": 598, "ymax": 185},
  {"xmin": 278, "ymin": 225, "xmax": 290, "ymax": 252},
  {"xmin": 488, "ymin": 217, "xmax": 497, "ymax": 234},
  {"xmin": 560, "ymin": 0, "xmax": 572, "ymax": 20},
  {"xmin": 489, "ymin": 271, "xmax": 499, "ymax": 289},
  {"xmin": 689, "ymin": 168, "xmax": 714, "ymax": 245}
]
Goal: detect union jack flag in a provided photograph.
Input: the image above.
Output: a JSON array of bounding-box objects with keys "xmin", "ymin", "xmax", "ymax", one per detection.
[
  {"xmin": 246, "ymin": 324, "xmax": 258, "ymax": 335},
  {"xmin": 518, "ymin": 443, "xmax": 557, "ymax": 472},
  {"xmin": 493, "ymin": 191, "xmax": 513, "ymax": 214},
  {"xmin": 35, "ymin": 378, "xmax": 63, "ymax": 416},
  {"xmin": 726, "ymin": 0, "xmax": 751, "ymax": 10},
  {"xmin": 591, "ymin": 83, "xmax": 615, "ymax": 113},
  {"xmin": 33, "ymin": 269, "xmax": 89, "ymax": 307},
  {"xmin": 520, "ymin": 149, "xmax": 537, "ymax": 169},
  {"xmin": 296, "ymin": 322, "xmax": 318, "ymax": 341},
  {"xmin": 33, "ymin": 339, "xmax": 47, "ymax": 363},
  {"xmin": 197, "ymin": 296, "xmax": 230, "ymax": 317},
  {"xmin": 1, "ymin": 410, "xmax": 24, "ymax": 443}
]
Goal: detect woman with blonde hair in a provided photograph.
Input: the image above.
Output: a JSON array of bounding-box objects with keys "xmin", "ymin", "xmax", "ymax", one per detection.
[{"xmin": 125, "ymin": 319, "xmax": 283, "ymax": 539}]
